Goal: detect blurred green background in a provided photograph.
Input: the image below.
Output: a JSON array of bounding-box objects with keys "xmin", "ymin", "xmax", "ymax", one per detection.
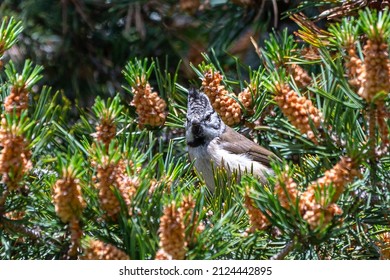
[{"xmin": 0, "ymin": 0, "xmax": 300, "ymax": 106}]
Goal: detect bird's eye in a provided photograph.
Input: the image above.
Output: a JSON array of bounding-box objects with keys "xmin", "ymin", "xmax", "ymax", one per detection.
[{"xmin": 205, "ymin": 114, "xmax": 211, "ymax": 122}]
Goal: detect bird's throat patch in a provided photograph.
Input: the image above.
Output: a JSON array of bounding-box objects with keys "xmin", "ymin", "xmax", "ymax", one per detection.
[{"xmin": 187, "ymin": 137, "xmax": 206, "ymax": 148}]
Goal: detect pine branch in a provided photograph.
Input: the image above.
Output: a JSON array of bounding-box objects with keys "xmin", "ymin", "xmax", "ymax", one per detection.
[
  {"xmin": 270, "ymin": 240, "xmax": 295, "ymax": 260},
  {"xmin": 0, "ymin": 217, "xmax": 42, "ymax": 240},
  {"xmin": 0, "ymin": 17, "xmax": 23, "ymax": 57}
]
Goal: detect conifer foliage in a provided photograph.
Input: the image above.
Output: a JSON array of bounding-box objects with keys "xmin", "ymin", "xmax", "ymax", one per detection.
[{"xmin": 0, "ymin": 5, "xmax": 389, "ymax": 260}]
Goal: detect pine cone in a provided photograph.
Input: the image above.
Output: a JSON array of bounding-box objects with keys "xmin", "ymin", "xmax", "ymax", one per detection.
[
  {"xmin": 158, "ymin": 203, "xmax": 186, "ymax": 259},
  {"xmin": 131, "ymin": 81, "xmax": 167, "ymax": 128},
  {"xmin": 4, "ymin": 85, "xmax": 29, "ymax": 115},
  {"xmin": 92, "ymin": 156, "xmax": 139, "ymax": 220},
  {"xmin": 0, "ymin": 118, "xmax": 32, "ymax": 191},
  {"xmin": 52, "ymin": 170, "xmax": 85, "ymax": 223},
  {"xmin": 299, "ymin": 156, "xmax": 360, "ymax": 230},
  {"xmin": 316, "ymin": 156, "xmax": 360, "ymax": 202},
  {"xmin": 82, "ymin": 239, "xmax": 129, "ymax": 260},
  {"xmin": 4, "ymin": 210, "xmax": 25, "ymax": 220},
  {"xmin": 155, "ymin": 249, "xmax": 172, "ymax": 260},
  {"xmin": 95, "ymin": 118, "xmax": 116, "ymax": 147},
  {"xmin": 238, "ymin": 86, "xmax": 256, "ymax": 114},
  {"xmin": 213, "ymin": 94, "xmax": 242, "ymax": 126},
  {"xmin": 274, "ymin": 83, "xmax": 322, "ymax": 143},
  {"xmin": 300, "ymin": 189, "xmax": 342, "ymax": 230},
  {"xmin": 274, "ymin": 172, "xmax": 299, "ymax": 210},
  {"xmin": 377, "ymin": 232, "xmax": 390, "ymax": 260},
  {"xmin": 179, "ymin": 195, "xmax": 204, "ymax": 246},
  {"xmin": 94, "ymin": 158, "xmax": 121, "ymax": 219},
  {"xmin": 288, "ymin": 64, "xmax": 312, "ymax": 88},
  {"xmin": 115, "ymin": 159, "xmax": 139, "ymax": 209},
  {"xmin": 244, "ymin": 189, "xmax": 271, "ymax": 232},
  {"xmin": 345, "ymin": 46, "xmax": 364, "ymax": 88},
  {"xmin": 201, "ymin": 69, "xmax": 223, "ymax": 104},
  {"xmin": 358, "ymin": 40, "xmax": 390, "ymax": 104},
  {"xmin": 180, "ymin": 195, "xmax": 195, "ymax": 227},
  {"xmin": 201, "ymin": 69, "xmax": 242, "ymax": 126},
  {"xmin": 68, "ymin": 218, "xmax": 83, "ymax": 258}
]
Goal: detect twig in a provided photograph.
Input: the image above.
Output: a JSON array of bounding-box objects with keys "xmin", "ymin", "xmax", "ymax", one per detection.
[
  {"xmin": 368, "ymin": 105, "xmax": 377, "ymax": 186},
  {"xmin": 125, "ymin": 4, "xmax": 134, "ymax": 33},
  {"xmin": 61, "ymin": 0, "xmax": 68, "ymax": 34},
  {"xmin": 1, "ymin": 218, "xmax": 42, "ymax": 240},
  {"xmin": 271, "ymin": 240, "xmax": 295, "ymax": 260},
  {"xmin": 250, "ymin": 36, "xmax": 262, "ymax": 60},
  {"xmin": 271, "ymin": 0, "xmax": 278, "ymax": 28},
  {"xmin": 70, "ymin": 0, "xmax": 94, "ymax": 29},
  {"xmin": 1, "ymin": 217, "xmax": 61, "ymax": 251}
]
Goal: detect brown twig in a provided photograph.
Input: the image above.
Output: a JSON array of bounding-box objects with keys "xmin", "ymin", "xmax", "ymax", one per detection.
[
  {"xmin": 368, "ymin": 105, "xmax": 378, "ymax": 185},
  {"xmin": 0, "ymin": 218, "xmax": 42, "ymax": 240},
  {"xmin": 70, "ymin": 0, "xmax": 94, "ymax": 29},
  {"xmin": 271, "ymin": 240, "xmax": 295, "ymax": 260}
]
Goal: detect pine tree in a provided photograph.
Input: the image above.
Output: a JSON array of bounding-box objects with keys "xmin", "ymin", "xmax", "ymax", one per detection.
[{"xmin": 0, "ymin": 4, "xmax": 389, "ymax": 260}]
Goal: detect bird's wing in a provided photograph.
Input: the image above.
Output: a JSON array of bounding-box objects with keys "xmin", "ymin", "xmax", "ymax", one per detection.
[{"xmin": 218, "ymin": 126, "xmax": 279, "ymax": 167}]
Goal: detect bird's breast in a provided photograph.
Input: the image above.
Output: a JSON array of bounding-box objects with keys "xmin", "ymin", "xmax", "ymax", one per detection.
[
  {"xmin": 188, "ymin": 138, "xmax": 272, "ymax": 190},
  {"xmin": 188, "ymin": 139, "xmax": 220, "ymax": 190}
]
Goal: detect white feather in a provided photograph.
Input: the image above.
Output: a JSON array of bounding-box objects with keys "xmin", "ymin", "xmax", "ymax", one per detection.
[{"xmin": 188, "ymin": 138, "xmax": 271, "ymax": 191}]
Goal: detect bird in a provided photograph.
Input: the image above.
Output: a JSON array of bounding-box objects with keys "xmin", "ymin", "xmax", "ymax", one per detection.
[{"xmin": 185, "ymin": 88, "xmax": 279, "ymax": 191}]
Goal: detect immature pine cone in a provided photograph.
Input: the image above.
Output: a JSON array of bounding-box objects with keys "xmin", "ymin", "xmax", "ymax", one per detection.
[
  {"xmin": 357, "ymin": 39, "xmax": 390, "ymax": 104},
  {"xmin": 157, "ymin": 203, "xmax": 186, "ymax": 260},
  {"xmin": 345, "ymin": 46, "xmax": 364, "ymax": 88},
  {"xmin": 52, "ymin": 168, "xmax": 85, "ymax": 223},
  {"xmin": 115, "ymin": 159, "xmax": 139, "ymax": 208},
  {"xmin": 82, "ymin": 239, "xmax": 129, "ymax": 260},
  {"xmin": 238, "ymin": 86, "xmax": 256, "ymax": 114},
  {"xmin": 4, "ymin": 210, "xmax": 25, "ymax": 220},
  {"xmin": 131, "ymin": 80, "xmax": 167, "ymax": 128},
  {"xmin": 4, "ymin": 83, "xmax": 29, "ymax": 115},
  {"xmin": 244, "ymin": 189, "xmax": 271, "ymax": 232},
  {"xmin": 288, "ymin": 64, "xmax": 312, "ymax": 88},
  {"xmin": 93, "ymin": 157, "xmax": 137, "ymax": 220},
  {"xmin": 68, "ymin": 218, "xmax": 83, "ymax": 258},
  {"xmin": 299, "ymin": 191, "xmax": 342, "ymax": 231},
  {"xmin": 274, "ymin": 83, "xmax": 322, "ymax": 142},
  {"xmin": 202, "ymin": 69, "xmax": 242, "ymax": 126},
  {"xmin": 0, "ymin": 119, "xmax": 32, "ymax": 191},
  {"xmin": 179, "ymin": 195, "xmax": 204, "ymax": 246},
  {"xmin": 318, "ymin": 157, "xmax": 360, "ymax": 201},
  {"xmin": 274, "ymin": 171, "xmax": 299, "ymax": 210},
  {"xmin": 201, "ymin": 69, "xmax": 223, "ymax": 104},
  {"xmin": 155, "ymin": 249, "xmax": 172, "ymax": 260},
  {"xmin": 95, "ymin": 117, "xmax": 116, "ymax": 147},
  {"xmin": 376, "ymin": 232, "xmax": 390, "ymax": 260},
  {"xmin": 299, "ymin": 156, "xmax": 360, "ymax": 230},
  {"xmin": 213, "ymin": 93, "xmax": 242, "ymax": 126},
  {"xmin": 94, "ymin": 158, "xmax": 120, "ymax": 219}
]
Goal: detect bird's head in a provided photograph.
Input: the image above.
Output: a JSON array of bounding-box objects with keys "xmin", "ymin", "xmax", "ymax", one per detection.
[{"xmin": 186, "ymin": 88, "xmax": 225, "ymax": 147}]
